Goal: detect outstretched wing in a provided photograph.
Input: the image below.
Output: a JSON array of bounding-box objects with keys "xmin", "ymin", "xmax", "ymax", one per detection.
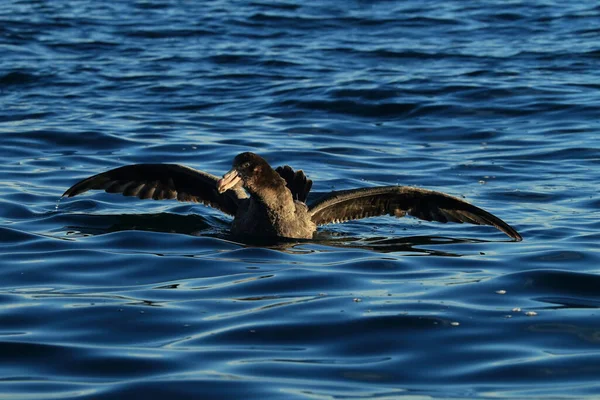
[
  {"xmin": 308, "ymin": 186, "xmax": 522, "ymax": 240},
  {"xmin": 63, "ymin": 164, "xmax": 248, "ymax": 216},
  {"xmin": 275, "ymin": 165, "xmax": 313, "ymax": 203}
]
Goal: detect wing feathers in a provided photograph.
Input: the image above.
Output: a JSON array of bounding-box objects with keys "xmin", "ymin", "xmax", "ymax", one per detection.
[
  {"xmin": 275, "ymin": 165, "xmax": 313, "ymax": 203},
  {"xmin": 63, "ymin": 164, "xmax": 247, "ymax": 216},
  {"xmin": 309, "ymin": 186, "xmax": 521, "ymax": 240},
  {"xmin": 123, "ymin": 182, "xmax": 144, "ymax": 197}
]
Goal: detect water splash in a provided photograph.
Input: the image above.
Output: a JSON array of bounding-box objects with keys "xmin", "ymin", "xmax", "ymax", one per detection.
[{"xmin": 55, "ymin": 196, "xmax": 62, "ymax": 211}]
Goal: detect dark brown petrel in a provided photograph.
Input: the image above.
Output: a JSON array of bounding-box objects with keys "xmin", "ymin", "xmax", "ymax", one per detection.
[{"xmin": 62, "ymin": 152, "xmax": 522, "ymax": 241}]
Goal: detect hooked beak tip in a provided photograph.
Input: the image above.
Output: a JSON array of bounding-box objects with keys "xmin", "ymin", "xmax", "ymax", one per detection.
[{"xmin": 217, "ymin": 169, "xmax": 241, "ymax": 193}]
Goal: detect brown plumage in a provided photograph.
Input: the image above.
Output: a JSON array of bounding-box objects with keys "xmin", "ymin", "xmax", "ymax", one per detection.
[{"xmin": 62, "ymin": 152, "xmax": 522, "ymax": 241}]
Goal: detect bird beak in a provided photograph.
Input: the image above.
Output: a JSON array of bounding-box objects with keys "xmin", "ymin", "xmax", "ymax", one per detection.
[{"xmin": 217, "ymin": 169, "xmax": 242, "ymax": 193}]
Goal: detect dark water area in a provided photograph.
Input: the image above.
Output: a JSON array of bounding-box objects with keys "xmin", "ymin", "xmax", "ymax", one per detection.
[{"xmin": 1, "ymin": 0, "xmax": 600, "ymax": 398}]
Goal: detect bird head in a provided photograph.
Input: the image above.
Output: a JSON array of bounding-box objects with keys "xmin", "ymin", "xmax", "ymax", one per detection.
[{"xmin": 217, "ymin": 152, "xmax": 270, "ymax": 194}]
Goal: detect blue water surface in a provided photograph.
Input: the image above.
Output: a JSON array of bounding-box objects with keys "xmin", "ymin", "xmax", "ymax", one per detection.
[{"xmin": 1, "ymin": 1, "xmax": 600, "ymax": 399}]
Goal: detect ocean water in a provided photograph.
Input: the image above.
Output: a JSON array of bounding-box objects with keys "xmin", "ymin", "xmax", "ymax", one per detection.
[{"xmin": 1, "ymin": 1, "xmax": 599, "ymax": 398}]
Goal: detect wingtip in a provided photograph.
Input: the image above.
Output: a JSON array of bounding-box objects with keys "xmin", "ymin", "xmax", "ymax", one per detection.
[
  {"xmin": 62, "ymin": 185, "xmax": 82, "ymax": 198},
  {"xmin": 499, "ymin": 223, "xmax": 522, "ymax": 241}
]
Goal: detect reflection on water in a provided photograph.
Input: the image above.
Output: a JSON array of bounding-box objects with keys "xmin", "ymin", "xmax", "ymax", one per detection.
[
  {"xmin": 1, "ymin": 0, "xmax": 600, "ymax": 398},
  {"xmin": 59, "ymin": 210, "xmax": 503, "ymax": 257}
]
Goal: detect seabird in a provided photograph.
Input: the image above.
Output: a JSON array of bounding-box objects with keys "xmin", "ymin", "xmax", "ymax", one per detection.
[{"xmin": 62, "ymin": 152, "xmax": 522, "ymax": 241}]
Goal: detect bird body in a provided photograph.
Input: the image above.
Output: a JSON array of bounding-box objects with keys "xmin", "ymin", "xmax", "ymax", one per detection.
[{"xmin": 63, "ymin": 152, "xmax": 522, "ymax": 241}]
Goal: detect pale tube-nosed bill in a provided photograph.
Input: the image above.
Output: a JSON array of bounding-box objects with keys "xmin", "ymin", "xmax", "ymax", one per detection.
[{"xmin": 217, "ymin": 169, "xmax": 242, "ymax": 193}]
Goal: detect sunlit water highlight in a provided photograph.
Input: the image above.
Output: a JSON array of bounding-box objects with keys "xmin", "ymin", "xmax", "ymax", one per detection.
[{"xmin": 1, "ymin": 1, "xmax": 599, "ymax": 399}]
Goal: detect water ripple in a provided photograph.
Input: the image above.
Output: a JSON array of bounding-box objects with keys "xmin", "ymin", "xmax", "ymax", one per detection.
[{"xmin": 1, "ymin": 0, "xmax": 599, "ymax": 398}]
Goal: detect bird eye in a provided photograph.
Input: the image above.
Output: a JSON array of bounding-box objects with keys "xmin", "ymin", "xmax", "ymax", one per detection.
[{"xmin": 242, "ymin": 162, "xmax": 251, "ymax": 168}]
